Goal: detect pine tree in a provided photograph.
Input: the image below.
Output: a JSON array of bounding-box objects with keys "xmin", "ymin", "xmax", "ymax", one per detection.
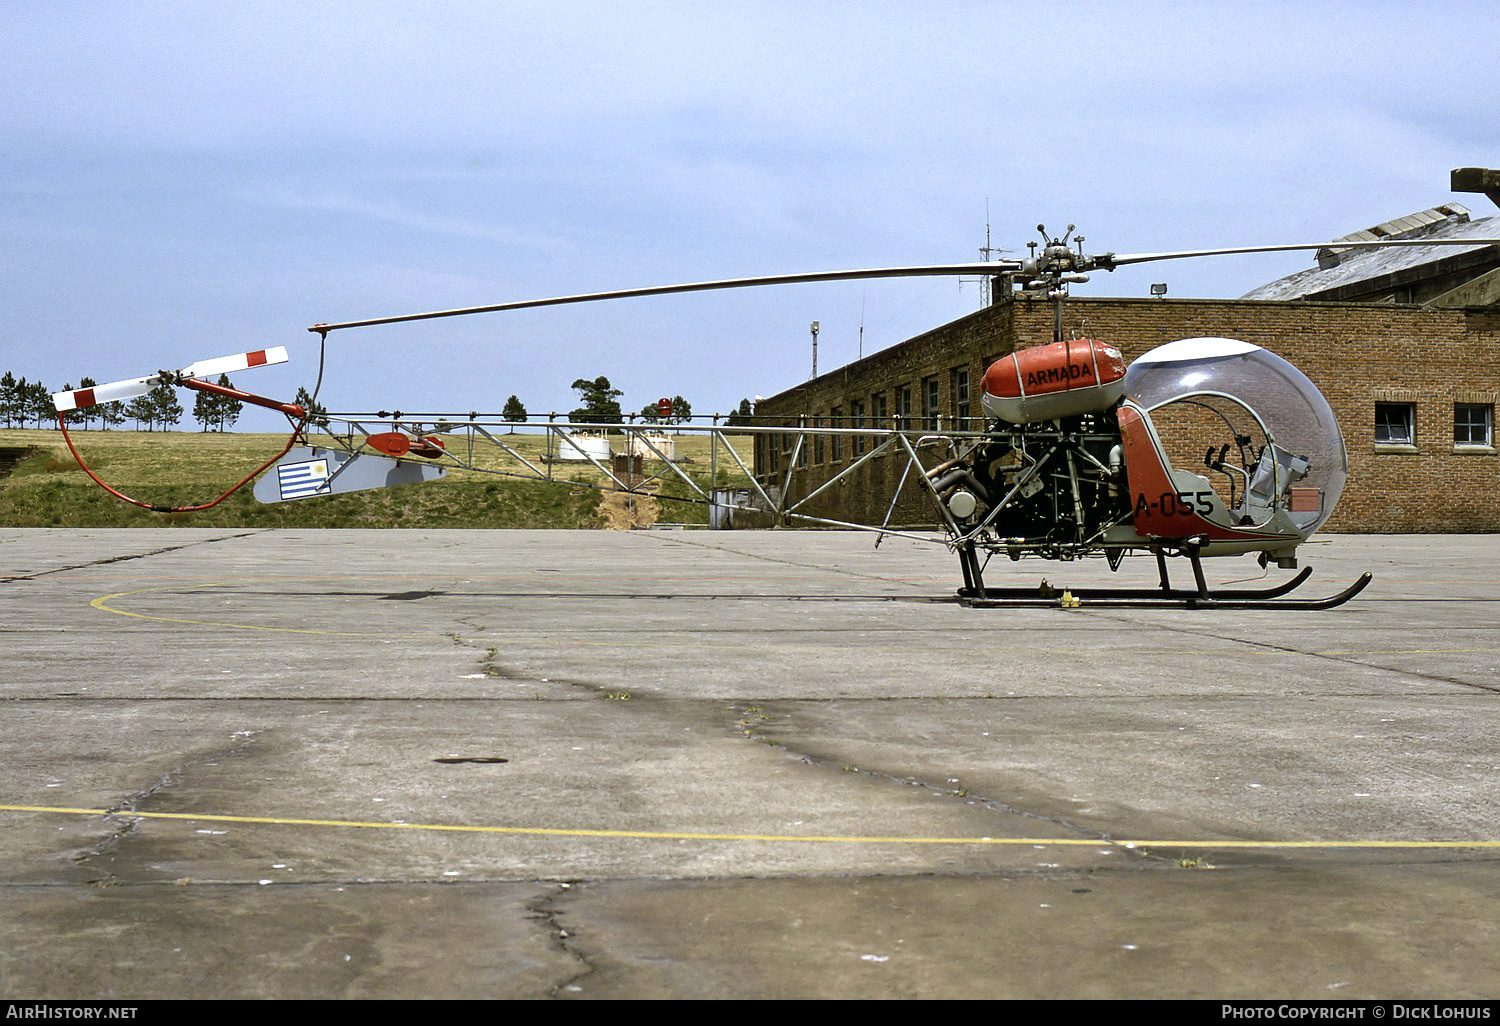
[
  {"xmin": 193, "ymin": 387, "xmax": 217, "ymax": 431},
  {"xmin": 25, "ymin": 380, "xmax": 51, "ymax": 428},
  {"xmin": 215, "ymin": 374, "xmax": 242, "ymax": 431},
  {"xmin": 0, "ymin": 372, "xmax": 17, "ymax": 428},
  {"xmin": 502, "ymin": 394, "xmax": 528, "ymax": 423},
  {"xmin": 98, "ymin": 395, "xmax": 125, "ymax": 431},
  {"xmin": 125, "ymin": 395, "xmax": 154, "ymax": 431},
  {"xmin": 726, "ymin": 398, "xmax": 755, "ymax": 427},
  {"xmin": 191, "ymin": 374, "xmax": 242, "ymax": 431},
  {"xmin": 149, "ymin": 382, "xmax": 183, "ymax": 431}
]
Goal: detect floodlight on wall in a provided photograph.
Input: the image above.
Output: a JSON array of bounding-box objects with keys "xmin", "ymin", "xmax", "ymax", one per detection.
[{"xmin": 1151, "ymin": 283, "xmax": 1168, "ymax": 299}]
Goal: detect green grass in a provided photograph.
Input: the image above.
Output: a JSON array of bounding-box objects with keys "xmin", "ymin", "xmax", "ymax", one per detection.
[{"xmin": 0, "ymin": 428, "xmax": 711, "ymax": 529}]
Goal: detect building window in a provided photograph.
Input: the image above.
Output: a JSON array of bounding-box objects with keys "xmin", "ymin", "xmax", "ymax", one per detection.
[
  {"xmin": 898, "ymin": 386, "xmax": 913, "ymax": 430},
  {"xmin": 924, "ymin": 377, "xmax": 940, "ymax": 430},
  {"xmin": 1454, "ymin": 403, "xmax": 1493, "ymax": 449},
  {"xmin": 814, "ymin": 418, "xmax": 824, "ymax": 465},
  {"xmin": 851, "ymin": 400, "xmax": 866, "ymax": 456},
  {"xmin": 872, "ymin": 392, "xmax": 888, "ymax": 431},
  {"xmin": 1374, "ymin": 403, "xmax": 1415, "ymax": 447},
  {"xmin": 951, "ymin": 367, "xmax": 971, "ymax": 426},
  {"xmin": 830, "ymin": 406, "xmax": 842, "ymax": 463}
]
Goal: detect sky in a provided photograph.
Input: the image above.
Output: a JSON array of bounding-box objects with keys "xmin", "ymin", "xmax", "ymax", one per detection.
[{"xmin": 3, "ymin": 1, "xmax": 1497, "ymax": 430}]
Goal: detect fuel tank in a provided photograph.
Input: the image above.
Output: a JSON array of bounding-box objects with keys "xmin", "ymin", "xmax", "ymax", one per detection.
[{"xmin": 980, "ymin": 337, "xmax": 1127, "ymax": 424}]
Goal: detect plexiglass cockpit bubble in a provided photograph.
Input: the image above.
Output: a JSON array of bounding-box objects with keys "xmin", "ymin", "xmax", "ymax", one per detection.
[{"xmin": 1123, "ymin": 337, "xmax": 1347, "ymax": 535}]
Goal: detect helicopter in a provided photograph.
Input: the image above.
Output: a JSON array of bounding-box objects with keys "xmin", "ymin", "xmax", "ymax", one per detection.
[{"xmin": 52, "ymin": 226, "xmax": 1500, "ymax": 608}]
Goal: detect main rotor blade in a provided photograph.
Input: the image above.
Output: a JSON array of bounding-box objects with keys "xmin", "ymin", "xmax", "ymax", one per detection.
[
  {"xmin": 308, "ymin": 262, "xmax": 1023, "ymax": 333},
  {"xmin": 1105, "ymin": 236, "xmax": 1500, "ymax": 268},
  {"xmin": 306, "ymin": 234, "xmax": 1500, "ymax": 335}
]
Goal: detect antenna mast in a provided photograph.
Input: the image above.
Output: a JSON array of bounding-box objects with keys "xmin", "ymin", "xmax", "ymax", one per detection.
[
  {"xmin": 963, "ymin": 200, "xmax": 1007, "ymax": 307},
  {"xmin": 977, "ymin": 207, "xmax": 1002, "ymax": 306}
]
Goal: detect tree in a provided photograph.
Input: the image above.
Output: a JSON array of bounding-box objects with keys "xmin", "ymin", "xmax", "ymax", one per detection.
[
  {"xmin": 215, "ymin": 375, "xmax": 243, "ymax": 431},
  {"xmin": 125, "ymin": 394, "xmax": 154, "ymax": 431},
  {"xmin": 193, "ymin": 387, "xmax": 216, "ymax": 431},
  {"xmin": 638, "ymin": 395, "xmax": 693, "ymax": 425},
  {"xmin": 0, "ymin": 372, "xmax": 17, "ymax": 428},
  {"xmin": 725, "ymin": 398, "xmax": 755, "ymax": 427},
  {"xmin": 502, "ymin": 394, "xmax": 528, "ymax": 423},
  {"xmin": 147, "ymin": 382, "xmax": 183, "ymax": 430},
  {"xmin": 97, "ymin": 393, "xmax": 125, "ymax": 430},
  {"xmin": 568, "ymin": 376, "xmax": 623, "ymax": 425},
  {"xmin": 23, "ymin": 379, "xmax": 51, "ymax": 428},
  {"xmin": 193, "ymin": 374, "xmax": 242, "ymax": 431}
]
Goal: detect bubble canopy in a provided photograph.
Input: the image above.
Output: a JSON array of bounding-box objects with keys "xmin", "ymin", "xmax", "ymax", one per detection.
[{"xmin": 1122, "ymin": 337, "xmax": 1347, "ymax": 535}]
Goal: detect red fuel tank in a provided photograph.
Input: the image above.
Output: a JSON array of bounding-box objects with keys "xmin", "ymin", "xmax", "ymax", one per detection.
[{"xmin": 981, "ymin": 337, "xmax": 1127, "ymax": 424}]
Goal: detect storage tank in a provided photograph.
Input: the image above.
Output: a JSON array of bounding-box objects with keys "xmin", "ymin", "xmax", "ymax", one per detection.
[
  {"xmin": 556, "ymin": 433, "xmax": 611, "ymax": 462},
  {"xmin": 629, "ymin": 433, "xmax": 676, "ymax": 460}
]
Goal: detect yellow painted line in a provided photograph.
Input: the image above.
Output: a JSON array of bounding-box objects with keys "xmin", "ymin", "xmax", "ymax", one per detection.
[
  {"xmin": 3, "ymin": 804, "xmax": 1497, "ymax": 850},
  {"xmin": 90, "ymin": 585, "xmax": 437, "ymax": 637}
]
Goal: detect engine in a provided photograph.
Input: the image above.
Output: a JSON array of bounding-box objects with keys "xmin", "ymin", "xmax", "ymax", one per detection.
[{"xmin": 933, "ymin": 409, "xmax": 1130, "ymax": 557}]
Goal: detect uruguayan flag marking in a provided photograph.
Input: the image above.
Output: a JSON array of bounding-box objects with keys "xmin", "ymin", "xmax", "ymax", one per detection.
[
  {"xmin": 277, "ymin": 458, "xmax": 331, "ymax": 499},
  {"xmin": 255, "ymin": 446, "xmax": 443, "ymax": 504}
]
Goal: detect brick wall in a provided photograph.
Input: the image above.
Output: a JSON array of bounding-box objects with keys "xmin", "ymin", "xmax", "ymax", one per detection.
[{"xmin": 754, "ymin": 296, "xmax": 1500, "ymax": 532}]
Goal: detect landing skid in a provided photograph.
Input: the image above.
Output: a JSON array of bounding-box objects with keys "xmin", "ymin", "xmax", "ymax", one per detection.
[{"xmin": 955, "ymin": 545, "xmax": 1372, "ymax": 609}]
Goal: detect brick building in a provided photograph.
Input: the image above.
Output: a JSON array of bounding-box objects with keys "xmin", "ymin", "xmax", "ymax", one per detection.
[{"xmin": 753, "ymin": 171, "xmax": 1500, "ymax": 533}]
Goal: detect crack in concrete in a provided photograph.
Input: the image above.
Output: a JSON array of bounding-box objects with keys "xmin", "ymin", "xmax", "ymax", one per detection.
[
  {"xmin": 530, "ymin": 882, "xmax": 596, "ymax": 999},
  {"xmin": 444, "ymin": 626, "xmax": 628, "ymax": 696},
  {"xmin": 725, "ymin": 700, "xmax": 1144, "ymax": 860},
  {"xmin": 1, "ymin": 531, "xmax": 265, "ymax": 583},
  {"xmin": 71, "ymin": 732, "xmax": 264, "ymax": 883}
]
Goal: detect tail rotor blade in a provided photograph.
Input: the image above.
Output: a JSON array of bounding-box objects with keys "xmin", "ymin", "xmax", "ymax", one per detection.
[
  {"xmin": 181, "ymin": 346, "xmax": 289, "ymax": 379},
  {"xmin": 53, "ymin": 375, "xmax": 160, "ymax": 413},
  {"xmin": 52, "ymin": 346, "xmax": 289, "ymax": 413}
]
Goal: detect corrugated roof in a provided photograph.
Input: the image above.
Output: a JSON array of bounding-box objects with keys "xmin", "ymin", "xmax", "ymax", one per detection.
[{"xmin": 1241, "ymin": 208, "xmax": 1498, "ymax": 301}]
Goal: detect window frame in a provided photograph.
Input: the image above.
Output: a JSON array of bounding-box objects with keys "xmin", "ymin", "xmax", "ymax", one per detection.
[
  {"xmin": 1374, "ymin": 402, "xmax": 1416, "ymax": 451},
  {"xmin": 951, "ymin": 367, "xmax": 971, "ymax": 427},
  {"xmin": 1453, "ymin": 402, "xmax": 1494, "ymax": 451}
]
